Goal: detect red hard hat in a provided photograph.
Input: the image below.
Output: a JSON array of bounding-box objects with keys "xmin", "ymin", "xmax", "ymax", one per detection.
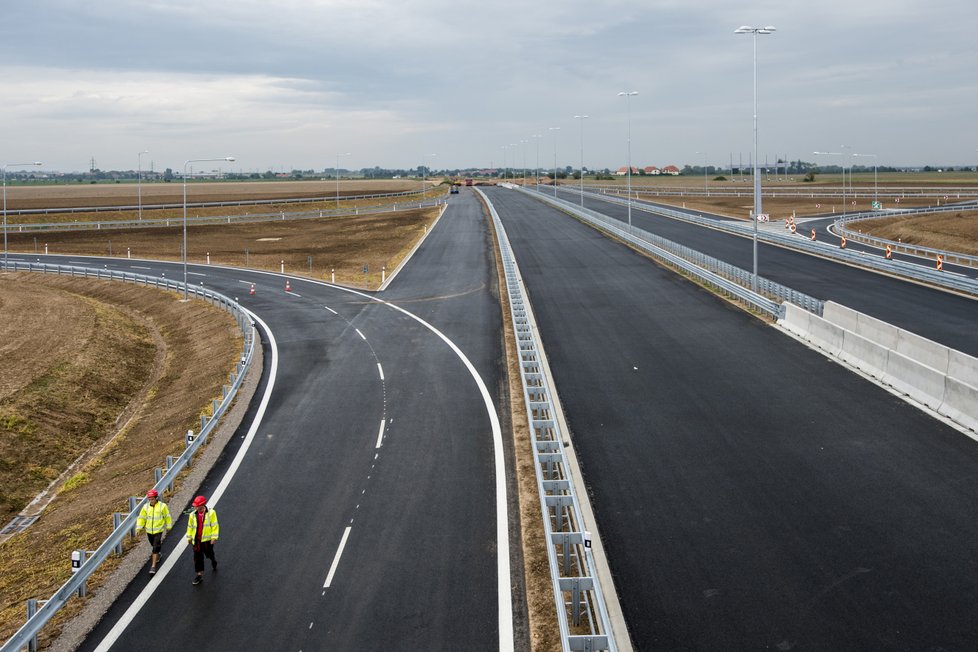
[
  {"xmin": 146, "ymin": 489, "xmax": 159, "ymax": 498},
  {"xmin": 192, "ymin": 495, "xmax": 207, "ymax": 507}
]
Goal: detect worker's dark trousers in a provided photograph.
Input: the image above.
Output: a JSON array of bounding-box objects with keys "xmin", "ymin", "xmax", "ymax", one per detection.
[{"xmin": 193, "ymin": 541, "xmax": 216, "ymax": 573}]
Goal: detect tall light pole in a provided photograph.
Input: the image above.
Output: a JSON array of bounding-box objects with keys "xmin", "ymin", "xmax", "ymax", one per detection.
[
  {"xmin": 574, "ymin": 114, "xmax": 589, "ymax": 207},
  {"xmin": 853, "ymin": 152, "xmax": 878, "ymax": 206},
  {"xmin": 3, "ymin": 161, "xmax": 42, "ymax": 269},
  {"xmin": 184, "ymin": 156, "xmax": 234, "ymax": 300},
  {"xmin": 618, "ymin": 91, "xmax": 638, "ymax": 230},
  {"xmin": 735, "ymin": 24, "xmax": 775, "ymax": 291},
  {"xmin": 532, "ymin": 134, "xmax": 543, "ymax": 190},
  {"xmin": 695, "ymin": 151, "xmax": 708, "ymax": 194},
  {"xmin": 335, "ymin": 152, "xmax": 351, "ymax": 210},
  {"xmin": 421, "ymin": 153, "xmax": 436, "ymax": 195},
  {"xmin": 137, "ymin": 150, "xmax": 149, "ymax": 221},
  {"xmin": 814, "ymin": 151, "xmax": 848, "ymax": 219},
  {"xmin": 520, "ymin": 139, "xmax": 528, "ymax": 186},
  {"xmin": 548, "ymin": 127, "xmax": 560, "ymax": 197}
]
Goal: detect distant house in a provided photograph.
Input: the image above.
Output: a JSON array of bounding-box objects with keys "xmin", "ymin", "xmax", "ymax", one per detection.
[
  {"xmin": 615, "ymin": 166, "xmax": 640, "ymax": 176},
  {"xmin": 643, "ymin": 166, "xmax": 660, "ymax": 175},
  {"xmin": 661, "ymin": 165, "xmax": 680, "ymax": 175}
]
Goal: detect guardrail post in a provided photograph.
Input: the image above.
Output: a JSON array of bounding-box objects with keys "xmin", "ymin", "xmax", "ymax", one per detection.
[
  {"xmin": 200, "ymin": 414, "xmax": 207, "ymax": 432},
  {"xmin": 113, "ymin": 513, "xmax": 124, "ymax": 554},
  {"xmin": 26, "ymin": 598, "xmax": 46, "ymax": 652},
  {"xmin": 154, "ymin": 467, "xmax": 163, "ymax": 487},
  {"xmin": 71, "ymin": 550, "xmax": 88, "ymax": 597},
  {"xmin": 128, "ymin": 497, "xmax": 139, "ymax": 537},
  {"xmin": 212, "ymin": 398, "xmax": 219, "ymax": 417},
  {"xmin": 165, "ymin": 456, "xmax": 175, "ymax": 492},
  {"xmin": 561, "ymin": 533, "xmax": 571, "ymax": 576}
]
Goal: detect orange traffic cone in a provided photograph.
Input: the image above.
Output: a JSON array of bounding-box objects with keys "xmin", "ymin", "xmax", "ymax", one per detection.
[
  {"xmin": 285, "ymin": 279, "xmax": 292, "ymax": 292},
  {"xmin": 249, "ymin": 283, "xmax": 255, "ymax": 296}
]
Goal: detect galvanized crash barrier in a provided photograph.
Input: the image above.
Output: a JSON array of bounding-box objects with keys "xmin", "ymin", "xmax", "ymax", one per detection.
[
  {"xmin": 834, "ymin": 212, "xmax": 978, "ymax": 271},
  {"xmin": 478, "ymin": 188, "xmax": 616, "ymax": 652},
  {"xmin": 0, "ymin": 261, "xmax": 257, "ymax": 652}
]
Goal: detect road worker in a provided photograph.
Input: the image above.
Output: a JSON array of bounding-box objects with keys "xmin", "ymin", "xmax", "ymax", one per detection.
[
  {"xmin": 186, "ymin": 495, "xmax": 219, "ymax": 585},
  {"xmin": 135, "ymin": 489, "xmax": 172, "ymax": 575}
]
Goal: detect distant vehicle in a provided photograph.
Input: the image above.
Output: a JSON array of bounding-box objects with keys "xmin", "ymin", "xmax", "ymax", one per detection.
[
  {"xmin": 450, "ymin": 186, "xmax": 459, "ymax": 194},
  {"xmin": 464, "ymin": 178, "xmax": 474, "ymax": 186}
]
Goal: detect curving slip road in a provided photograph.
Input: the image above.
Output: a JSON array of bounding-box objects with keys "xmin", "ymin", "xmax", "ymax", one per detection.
[{"xmin": 18, "ymin": 188, "xmax": 519, "ymax": 650}]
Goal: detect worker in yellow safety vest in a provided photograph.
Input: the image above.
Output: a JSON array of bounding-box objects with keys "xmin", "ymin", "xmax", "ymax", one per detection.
[
  {"xmin": 186, "ymin": 495, "xmax": 220, "ymax": 585},
  {"xmin": 136, "ymin": 489, "xmax": 172, "ymax": 575}
]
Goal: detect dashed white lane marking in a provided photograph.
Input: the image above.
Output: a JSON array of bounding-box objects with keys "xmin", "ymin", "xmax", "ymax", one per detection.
[
  {"xmin": 286, "ymin": 291, "xmax": 302, "ymax": 298},
  {"xmin": 324, "ymin": 305, "xmax": 337, "ymax": 315},
  {"xmin": 239, "ymin": 279, "xmax": 254, "ymax": 285},
  {"xmin": 377, "ymin": 363, "xmax": 384, "ymax": 380},
  {"xmin": 375, "ymin": 420, "xmax": 385, "ymax": 449},
  {"xmin": 130, "ymin": 265, "xmax": 153, "ymax": 270},
  {"xmin": 188, "ymin": 271, "xmax": 206, "ymax": 276},
  {"xmin": 355, "ymin": 328, "xmax": 366, "ymax": 340},
  {"xmin": 323, "ymin": 526, "xmax": 352, "ymax": 588}
]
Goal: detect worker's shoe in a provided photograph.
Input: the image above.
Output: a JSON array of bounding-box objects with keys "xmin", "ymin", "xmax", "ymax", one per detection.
[
  {"xmin": 148, "ymin": 567, "xmax": 156, "ymax": 576},
  {"xmin": 192, "ymin": 575, "xmax": 203, "ymax": 585},
  {"xmin": 212, "ymin": 560, "xmax": 218, "ymax": 572}
]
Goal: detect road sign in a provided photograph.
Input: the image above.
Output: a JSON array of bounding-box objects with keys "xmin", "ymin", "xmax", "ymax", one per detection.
[
  {"xmin": 872, "ymin": 201, "xmax": 882, "ymax": 210},
  {"xmin": 756, "ymin": 213, "xmax": 769, "ymax": 222}
]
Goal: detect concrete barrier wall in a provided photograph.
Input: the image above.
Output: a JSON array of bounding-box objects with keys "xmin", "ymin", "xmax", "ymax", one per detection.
[
  {"xmin": 780, "ymin": 300, "xmax": 978, "ymax": 434},
  {"xmin": 940, "ymin": 378, "xmax": 978, "ymax": 433},
  {"xmin": 839, "ymin": 331, "xmax": 889, "ymax": 380}
]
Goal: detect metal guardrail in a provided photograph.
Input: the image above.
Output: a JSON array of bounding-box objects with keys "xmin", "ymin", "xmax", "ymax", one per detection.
[
  {"xmin": 0, "ymin": 188, "xmax": 428, "ymax": 217},
  {"xmin": 478, "ymin": 188, "xmax": 617, "ymax": 652},
  {"xmin": 3, "ymin": 198, "xmax": 447, "ymax": 234},
  {"xmin": 581, "ymin": 183, "xmax": 978, "ymax": 199},
  {"xmin": 834, "ymin": 212, "xmax": 978, "ymax": 270},
  {"xmin": 0, "ymin": 261, "xmax": 257, "ymax": 652},
  {"xmin": 520, "ymin": 187, "xmax": 805, "ymax": 318},
  {"xmin": 569, "ymin": 189, "xmax": 978, "ymax": 297}
]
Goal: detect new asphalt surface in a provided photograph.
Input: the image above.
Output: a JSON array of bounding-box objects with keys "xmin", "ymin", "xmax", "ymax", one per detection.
[
  {"xmin": 486, "ymin": 186, "xmax": 978, "ymax": 650},
  {"xmin": 551, "ymin": 187, "xmax": 978, "ymax": 357},
  {"xmin": 24, "ymin": 189, "xmax": 516, "ymax": 650}
]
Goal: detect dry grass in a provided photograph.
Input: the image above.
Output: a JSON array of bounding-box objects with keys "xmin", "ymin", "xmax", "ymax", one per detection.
[
  {"xmin": 0, "ymin": 276, "xmax": 242, "ymax": 646},
  {"xmin": 851, "ymin": 212, "xmax": 978, "ymax": 256},
  {"xmin": 6, "ymin": 207, "xmax": 440, "ymax": 290}
]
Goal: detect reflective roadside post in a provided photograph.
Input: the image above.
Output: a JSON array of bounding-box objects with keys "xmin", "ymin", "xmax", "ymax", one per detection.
[
  {"xmin": 735, "ymin": 24, "xmax": 776, "ymax": 291},
  {"xmin": 183, "ymin": 157, "xmax": 235, "ymax": 300}
]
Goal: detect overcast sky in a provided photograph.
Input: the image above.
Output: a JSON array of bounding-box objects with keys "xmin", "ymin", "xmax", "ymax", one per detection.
[{"xmin": 2, "ymin": 0, "xmax": 976, "ymax": 173}]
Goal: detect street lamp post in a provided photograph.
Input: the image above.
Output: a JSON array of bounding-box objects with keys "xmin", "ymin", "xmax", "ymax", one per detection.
[
  {"xmin": 184, "ymin": 157, "xmax": 234, "ymax": 300},
  {"xmin": 853, "ymin": 153, "xmax": 878, "ymax": 206},
  {"xmin": 735, "ymin": 24, "xmax": 776, "ymax": 291},
  {"xmin": 695, "ymin": 150, "xmax": 708, "ymax": 194},
  {"xmin": 3, "ymin": 161, "xmax": 42, "ymax": 269},
  {"xmin": 335, "ymin": 152, "xmax": 351, "ymax": 210},
  {"xmin": 814, "ymin": 151, "xmax": 849, "ymax": 219},
  {"xmin": 520, "ymin": 139, "xmax": 528, "ymax": 187},
  {"xmin": 574, "ymin": 115, "xmax": 589, "ymax": 207},
  {"xmin": 532, "ymin": 134, "xmax": 543, "ymax": 191},
  {"xmin": 137, "ymin": 150, "xmax": 149, "ymax": 221},
  {"xmin": 618, "ymin": 91, "xmax": 638, "ymax": 230},
  {"xmin": 548, "ymin": 127, "xmax": 560, "ymax": 197}
]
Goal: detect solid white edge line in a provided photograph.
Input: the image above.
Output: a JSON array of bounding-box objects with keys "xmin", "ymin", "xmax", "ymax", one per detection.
[
  {"xmin": 377, "ymin": 363, "xmax": 384, "ymax": 381},
  {"xmin": 93, "ymin": 310, "xmax": 278, "ymax": 652},
  {"xmin": 323, "ymin": 526, "xmax": 352, "ymax": 588},
  {"xmin": 375, "ymin": 420, "xmax": 385, "ymax": 449}
]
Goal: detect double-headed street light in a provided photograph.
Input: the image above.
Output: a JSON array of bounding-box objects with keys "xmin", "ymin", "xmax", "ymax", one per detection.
[
  {"xmin": 3, "ymin": 161, "xmax": 42, "ymax": 269},
  {"xmin": 574, "ymin": 115, "xmax": 589, "ymax": 207},
  {"xmin": 137, "ymin": 150, "xmax": 149, "ymax": 221},
  {"xmin": 336, "ymin": 152, "xmax": 351, "ymax": 210},
  {"xmin": 532, "ymin": 134, "xmax": 543, "ymax": 190},
  {"xmin": 548, "ymin": 127, "xmax": 560, "ymax": 197},
  {"xmin": 735, "ymin": 24, "xmax": 776, "ymax": 291},
  {"xmin": 618, "ymin": 91, "xmax": 638, "ymax": 230},
  {"xmin": 183, "ymin": 156, "xmax": 234, "ymax": 300}
]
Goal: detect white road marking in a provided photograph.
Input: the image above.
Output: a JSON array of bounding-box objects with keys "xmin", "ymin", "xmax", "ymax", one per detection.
[
  {"xmin": 286, "ymin": 291, "xmax": 302, "ymax": 298},
  {"xmin": 376, "ymin": 420, "xmax": 385, "ymax": 448},
  {"xmin": 239, "ymin": 279, "xmax": 254, "ymax": 285},
  {"xmin": 323, "ymin": 527, "xmax": 352, "ymax": 588},
  {"xmin": 130, "ymin": 265, "xmax": 153, "ymax": 270},
  {"xmin": 93, "ymin": 310, "xmax": 279, "ymax": 652},
  {"xmin": 324, "ymin": 305, "xmax": 337, "ymax": 315},
  {"xmin": 355, "ymin": 328, "xmax": 366, "ymax": 340},
  {"xmin": 377, "ymin": 363, "xmax": 384, "ymax": 380},
  {"xmin": 188, "ymin": 271, "xmax": 206, "ymax": 276}
]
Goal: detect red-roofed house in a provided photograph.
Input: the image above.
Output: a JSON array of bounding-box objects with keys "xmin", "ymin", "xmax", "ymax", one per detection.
[
  {"xmin": 661, "ymin": 165, "xmax": 680, "ymax": 175},
  {"xmin": 643, "ymin": 166, "xmax": 660, "ymax": 175}
]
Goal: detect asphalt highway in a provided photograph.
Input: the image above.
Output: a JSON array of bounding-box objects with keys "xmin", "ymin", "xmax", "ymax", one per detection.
[
  {"xmin": 20, "ymin": 189, "xmax": 516, "ymax": 650},
  {"xmin": 486, "ymin": 186, "xmax": 978, "ymax": 650},
  {"xmin": 551, "ymin": 187, "xmax": 978, "ymax": 357}
]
